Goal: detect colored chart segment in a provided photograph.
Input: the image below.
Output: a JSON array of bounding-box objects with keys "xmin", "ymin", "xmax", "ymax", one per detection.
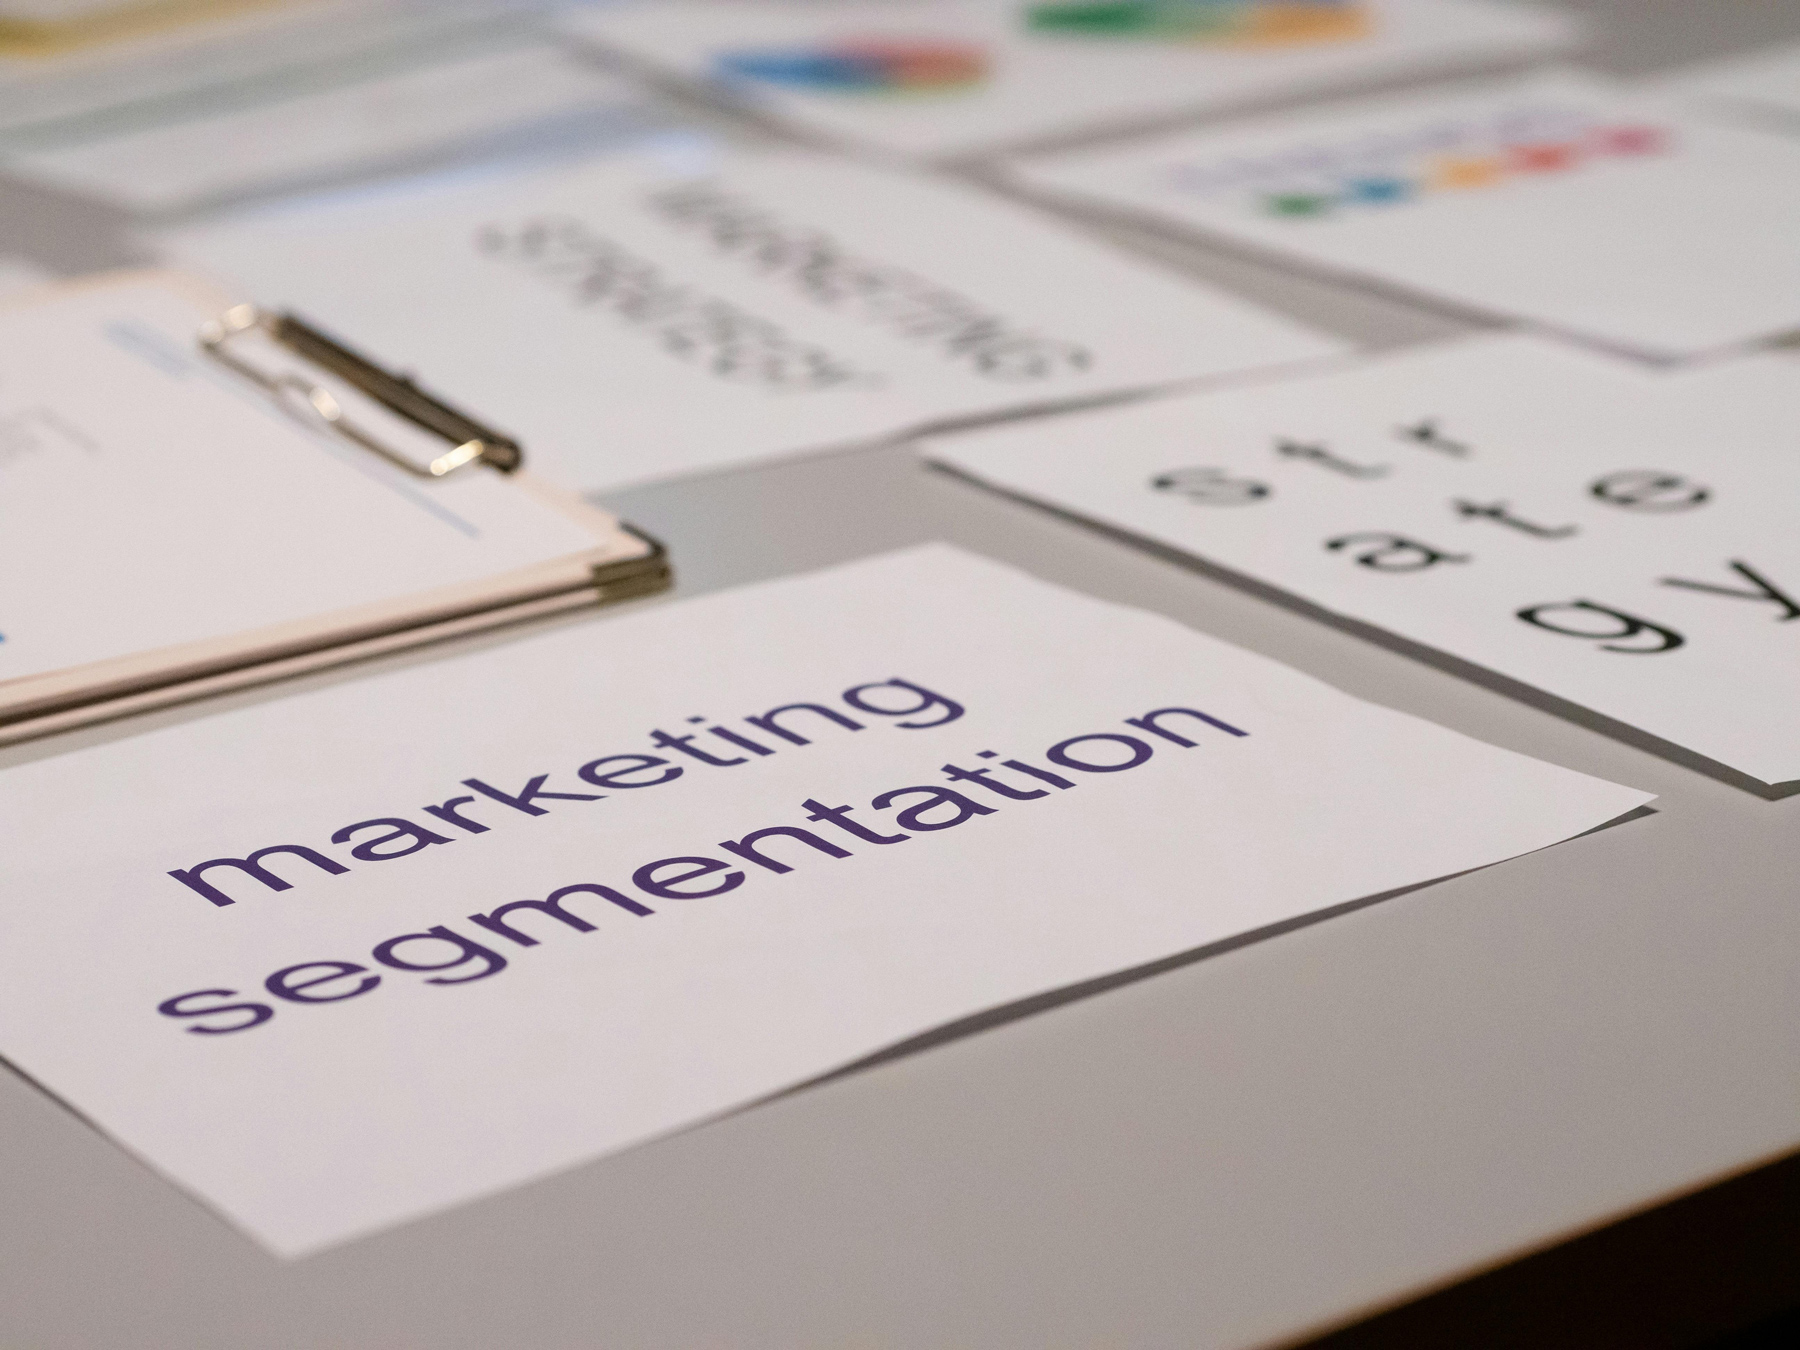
[
  {"xmin": 1251, "ymin": 120, "xmax": 1670, "ymax": 218},
  {"xmin": 1025, "ymin": 0, "xmax": 1370, "ymax": 46},
  {"xmin": 1161, "ymin": 101, "xmax": 1675, "ymax": 221},
  {"xmin": 714, "ymin": 38, "xmax": 988, "ymax": 94}
]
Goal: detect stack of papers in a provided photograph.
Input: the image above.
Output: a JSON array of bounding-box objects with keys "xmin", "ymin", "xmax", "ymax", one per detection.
[{"xmin": 4, "ymin": 0, "xmax": 1791, "ymax": 1270}]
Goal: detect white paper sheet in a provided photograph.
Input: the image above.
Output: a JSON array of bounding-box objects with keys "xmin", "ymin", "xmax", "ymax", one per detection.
[
  {"xmin": 561, "ymin": 0, "xmax": 1577, "ymax": 160},
  {"xmin": 0, "ymin": 544, "xmax": 1649, "ymax": 1255},
  {"xmin": 0, "ymin": 277, "xmax": 602, "ymax": 682},
  {"xmin": 161, "ymin": 146, "xmax": 1342, "ymax": 492},
  {"xmin": 930, "ymin": 335, "xmax": 1800, "ymax": 785},
  {"xmin": 1006, "ymin": 70, "xmax": 1800, "ymax": 361},
  {"xmin": 4, "ymin": 43, "xmax": 651, "ymax": 214}
]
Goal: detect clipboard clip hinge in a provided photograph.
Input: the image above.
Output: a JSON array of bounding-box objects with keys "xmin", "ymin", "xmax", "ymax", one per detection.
[{"xmin": 198, "ymin": 304, "xmax": 523, "ymax": 479}]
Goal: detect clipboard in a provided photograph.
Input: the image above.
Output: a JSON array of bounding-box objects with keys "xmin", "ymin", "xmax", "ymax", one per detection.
[
  {"xmin": 199, "ymin": 303, "xmax": 528, "ymax": 480},
  {"xmin": 0, "ymin": 270, "xmax": 672, "ymax": 746}
]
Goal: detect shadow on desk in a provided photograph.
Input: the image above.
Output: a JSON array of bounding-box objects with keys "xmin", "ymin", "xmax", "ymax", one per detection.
[
  {"xmin": 1290, "ymin": 1148, "xmax": 1800, "ymax": 1350},
  {"xmin": 1703, "ymin": 1305, "xmax": 1800, "ymax": 1349}
]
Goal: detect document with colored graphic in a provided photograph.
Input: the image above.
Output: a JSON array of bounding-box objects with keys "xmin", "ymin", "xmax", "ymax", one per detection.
[
  {"xmin": 0, "ymin": 545, "xmax": 1649, "ymax": 1255},
  {"xmin": 562, "ymin": 0, "xmax": 1578, "ymax": 160},
  {"xmin": 1005, "ymin": 70, "xmax": 1800, "ymax": 362},
  {"xmin": 931, "ymin": 336, "xmax": 1800, "ymax": 786},
  {"xmin": 162, "ymin": 145, "xmax": 1341, "ymax": 492}
]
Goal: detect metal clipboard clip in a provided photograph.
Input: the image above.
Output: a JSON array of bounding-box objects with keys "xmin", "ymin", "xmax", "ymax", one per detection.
[{"xmin": 198, "ymin": 304, "xmax": 523, "ymax": 479}]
